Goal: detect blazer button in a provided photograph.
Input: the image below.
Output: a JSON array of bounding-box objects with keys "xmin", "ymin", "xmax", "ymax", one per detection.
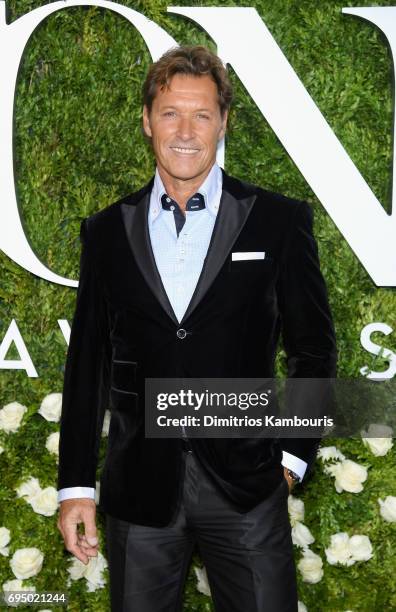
[{"xmin": 176, "ymin": 328, "xmax": 187, "ymax": 339}]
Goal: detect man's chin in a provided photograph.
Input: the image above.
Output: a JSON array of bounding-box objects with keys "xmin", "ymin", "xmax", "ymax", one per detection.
[{"xmin": 161, "ymin": 163, "xmax": 211, "ymax": 183}]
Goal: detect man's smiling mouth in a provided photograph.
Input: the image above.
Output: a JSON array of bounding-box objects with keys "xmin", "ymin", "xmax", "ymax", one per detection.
[{"xmin": 170, "ymin": 146, "xmax": 200, "ymax": 154}]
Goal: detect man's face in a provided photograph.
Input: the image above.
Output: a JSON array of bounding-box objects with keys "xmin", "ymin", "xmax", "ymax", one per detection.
[{"xmin": 143, "ymin": 73, "xmax": 228, "ymax": 185}]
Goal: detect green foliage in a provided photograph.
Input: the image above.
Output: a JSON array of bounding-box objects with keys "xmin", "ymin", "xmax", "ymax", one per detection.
[{"xmin": 1, "ymin": 1, "xmax": 395, "ymax": 610}]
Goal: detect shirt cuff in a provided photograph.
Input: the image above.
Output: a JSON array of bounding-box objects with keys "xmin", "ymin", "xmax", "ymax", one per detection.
[
  {"xmin": 57, "ymin": 487, "xmax": 96, "ymax": 502},
  {"xmin": 281, "ymin": 451, "xmax": 308, "ymax": 482}
]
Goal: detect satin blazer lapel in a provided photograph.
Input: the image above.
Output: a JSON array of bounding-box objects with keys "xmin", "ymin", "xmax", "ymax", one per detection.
[
  {"xmin": 180, "ymin": 184, "xmax": 257, "ymax": 325},
  {"xmin": 121, "ymin": 187, "xmax": 179, "ymax": 326}
]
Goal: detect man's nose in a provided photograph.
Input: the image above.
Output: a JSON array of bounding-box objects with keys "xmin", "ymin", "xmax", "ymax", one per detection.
[{"xmin": 176, "ymin": 116, "xmax": 194, "ymax": 140}]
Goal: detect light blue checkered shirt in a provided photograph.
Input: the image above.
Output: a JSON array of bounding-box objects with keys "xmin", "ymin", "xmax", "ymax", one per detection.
[{"xmin": 148, "ymin": 163, "xmax": 222, "ymax": 323}]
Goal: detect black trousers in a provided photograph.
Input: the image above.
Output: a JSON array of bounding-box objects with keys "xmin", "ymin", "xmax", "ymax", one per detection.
[{"xmin": 105, "ymin": 449, "xmax": 298, "ymax": 612}]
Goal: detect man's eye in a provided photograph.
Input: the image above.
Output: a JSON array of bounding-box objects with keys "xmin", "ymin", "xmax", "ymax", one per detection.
[
  {"xmin": 197, "ymin": 114, "xmax": 210, "ymax": 120},
  {"xmin": 163, "ymin": 111, "xmax": 176, "ymax": 117}
]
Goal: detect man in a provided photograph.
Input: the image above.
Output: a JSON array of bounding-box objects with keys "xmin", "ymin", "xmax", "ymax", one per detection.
[{"xmin": 57, "ymin": 45, "xmax": 337, "ymax": 611}]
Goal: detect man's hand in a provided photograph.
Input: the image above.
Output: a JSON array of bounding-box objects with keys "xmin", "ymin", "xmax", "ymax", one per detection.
[
  {"xmin": 283, "ymin": 467, "xmax": 295, "ymax": 493},
  {"xmin": 57, "ymin": 498, "xmax": 98, "ymax": 565}
]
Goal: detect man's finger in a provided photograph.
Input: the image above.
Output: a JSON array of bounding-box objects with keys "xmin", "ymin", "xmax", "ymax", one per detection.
[
  {"xmin": 78, "ymin": 534, "xmax": 99, "ymax": 555},
  {"xmin": 83, "ymin": 512, "xmax": 98, "ymax": 547},
  {"xmin": 63, "ymin": 526, "xmax": 89, "ymax": 564},
  {"xmin": 70, "ymin": 544, "xmax": 90, "ymax": 564},
  {"xmin": 59, "ymin": 500, "xmax": 97, "ymax": 564}
]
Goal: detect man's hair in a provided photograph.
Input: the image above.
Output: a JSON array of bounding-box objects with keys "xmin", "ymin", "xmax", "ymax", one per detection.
[{"xmin": 142, "ymin": 45, "xmax": 233, "ymax": 117}]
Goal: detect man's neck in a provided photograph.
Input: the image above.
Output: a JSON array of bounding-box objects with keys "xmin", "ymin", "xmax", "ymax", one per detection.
[{"xmin": 157, "ymin": 165, "xmax": 214, "ymax": 211}]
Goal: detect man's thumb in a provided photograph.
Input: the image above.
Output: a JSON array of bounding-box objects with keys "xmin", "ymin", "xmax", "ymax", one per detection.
[
  {"xmin": 87, "ymin": 536, "xmax": 98, "ymax": 546},
  {"xmin": 84, "ymin": 516, "xmax": 98, "ymax": 546}
]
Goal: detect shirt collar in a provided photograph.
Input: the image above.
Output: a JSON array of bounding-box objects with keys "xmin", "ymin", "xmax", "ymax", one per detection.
[{"xmin": 149, "ymin": 162, "xmax": 222, "ymax": 222}]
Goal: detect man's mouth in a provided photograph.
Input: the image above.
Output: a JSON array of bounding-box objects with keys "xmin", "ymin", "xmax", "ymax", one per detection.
[{"xmin": 170, "ymin": 146, "xmax": 200, "ymax": 155}]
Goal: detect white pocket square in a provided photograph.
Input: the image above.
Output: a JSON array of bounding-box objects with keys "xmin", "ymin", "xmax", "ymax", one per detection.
[{"xmin": 232, "ymin": 251, "xmax": 265, "ymax": 261}]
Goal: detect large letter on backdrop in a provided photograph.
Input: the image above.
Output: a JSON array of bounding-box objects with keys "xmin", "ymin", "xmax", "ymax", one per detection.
[
  {"xmin": 0, "ymin": 0, "xmax": 176, "ymax": 287},
  {"xmin": 169, "ymin": 6, "xmax": 396, "ymax": 287},
  {"xmin": 2, "ymin": 3, "xmax": 395, "ymax": 286}
]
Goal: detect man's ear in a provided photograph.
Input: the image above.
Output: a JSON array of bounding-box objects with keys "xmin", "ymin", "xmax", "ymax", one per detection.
[
  {"xmin": 142, "ymin": 105, "xmax": 152, "ymax": 138},
  {"xmin": 218, "ymin": 110, "xmax": 228, "ymax": 141}
]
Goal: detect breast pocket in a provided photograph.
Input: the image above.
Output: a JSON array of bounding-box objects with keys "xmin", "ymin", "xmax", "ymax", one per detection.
[
  {"xmin": 229, "ymin": 255, "xmax": 275, "ymax": 276},
  {"xmin": 228, "ymin": 254, "xmax": 278, "ymax": 304}
]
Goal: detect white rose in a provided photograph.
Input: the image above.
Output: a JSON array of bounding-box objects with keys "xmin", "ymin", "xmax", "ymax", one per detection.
[
  {"xmin": 349, "ymin": 535, "xmax": 373, "ymax": 562},
  {"xmin": 194, "ymin": 566, "xmax": 211, "ymax": 597},
  {"xmin": 67, "ymin": 557, "xmax": 87, "ymax": 581},
  {"xmin": 297, "ymin": 549, "xmax": 323, "ymax": 584},
  {"xmin": 298, "ymin": 602, "xmax": 308, "ymax": 612},
  {"xmin": 84, "ymin": 551, "xmax": 108, "ymax": 592},
  {"xmin": 292, "ymin": 522, "xmax": 315, "ymax": 549},
  {"xmin": 0, "ymin": 402, "xmax": 27, "ymax": 433},
  {"xmin": 15, "ymin": 477, "xmax": 41, "ymax": 501},
  {"xmin": 30, "ymin": 487, "xmax": 58, "ymax": 517},
  {"xmin": 10, "ymin": 547, "xmax": 44, "ymax": 579},
  {"xmin": 362, "ymin": 423, "xmax": 393, "ymax": 437},
  {"xmin": 325, "ymin": 459, "xmax": 367, "ymax": 493},
  {"xmin": 325, "ymin": 533, "xmax": 355, "ymax": 566},
  {"xmin": 361, "ymin": 424, "xmax": 393, "ymax": 456},
  {"xmin": 67, "ymin": 551, "xmax": 107, "ymax": 592},
  {"xmin": 378, "ymin": 496, "xmax": 396, "ymax": 522},
  {"xmin": 38, "ymin": 394, "xmax": 62, "ymax": 422},
  {"xmin": 101, "ymin": 410, "xmax": 111, "ymax": 437},
  {"xmin": 363, "ymin": 437, "xmax": 393, "ymax": 456},
  {"xmin": 0, "ymin": 527, "xmax": 11, "ymax": 548},
  {"xmin": 325, "ymin": 532, "xmax": 372, "ymax": 566},
  {"xmin": 288, "ymin": 495, "xmax": 305, "ymax": 526},
  {"xmin": 317, "ymin": 445, "xmax": 345, "ymax": 462},
  {"xmin": 0, "ymin": 526, "xmax": 11, "ymax": 556},
  {"xmin": 3, "ymin": 578, "xmax": 35, "ymax": 592},
  {"xmin": 45, "ymin": 432, "xmax": 59, "ymax": 458},
  {"xmin": 3, "ymin": 578, "xmax": 24, "ymax": 591},
  {"xmin": 2, "ymin": 579, "xmax": 35, "ymax": 607}
]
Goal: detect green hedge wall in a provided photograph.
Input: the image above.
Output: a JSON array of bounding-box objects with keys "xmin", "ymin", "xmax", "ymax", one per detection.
[{"xmin": 0, "ymin": 0, "xmax": 395, "ymax": 610}]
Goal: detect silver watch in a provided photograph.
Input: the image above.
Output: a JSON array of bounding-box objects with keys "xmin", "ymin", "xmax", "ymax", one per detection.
[{"xmin": 286, "ymin": 469, "xmax": 300, "ymax": 483}]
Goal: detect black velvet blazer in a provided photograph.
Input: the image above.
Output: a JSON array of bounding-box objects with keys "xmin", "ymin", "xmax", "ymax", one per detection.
[{"xmin": 57, "ymin": 170, "xmax": 337, "ymax": 526}]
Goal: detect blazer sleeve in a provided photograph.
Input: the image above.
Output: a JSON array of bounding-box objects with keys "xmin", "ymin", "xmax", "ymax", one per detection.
[
  {"xmin": 276, "ymin": 201, "xmax": 337, "ymax": 474},
  {"xmin": 57, "ymin": 218, "xmax": 111, "ymax": 490}
]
